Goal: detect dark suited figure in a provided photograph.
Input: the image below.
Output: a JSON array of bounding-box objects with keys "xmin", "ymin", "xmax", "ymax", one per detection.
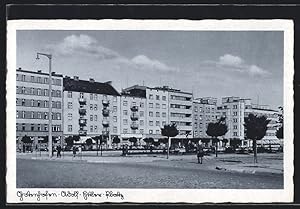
[{"xmin": 197, "ymin": 143, "xmax": 204, "ymax": 164}]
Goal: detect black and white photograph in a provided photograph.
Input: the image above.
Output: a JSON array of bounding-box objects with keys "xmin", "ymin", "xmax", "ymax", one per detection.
[{"xmin": 6, "ymin": 20, "xmax": 294, "ymax": 203}]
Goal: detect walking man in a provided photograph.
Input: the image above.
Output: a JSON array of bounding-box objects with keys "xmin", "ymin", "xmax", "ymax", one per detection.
[
  {"xmin": 57, "ymin": 145, "xmax": 62, "ymax": 158},
  {"xmin": 197, "ymin": 142, "xmax": 204, "ymax": 164}
]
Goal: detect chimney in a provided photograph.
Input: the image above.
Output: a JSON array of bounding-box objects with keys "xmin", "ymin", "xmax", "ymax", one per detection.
[
  {"xmin": 18, "ymin": 67, "xmax": 22, "ymax": 70},
  {"xmin": 73, "ymin": 76, "xmax": 79, "ymax": 81},
  {"xmin": 51, "ymin": 72, "xmax": 56, "ymax": 75},
  {"xmin": 89, "ymin": 78, "xmax": 95, "ymax": 83},
  {"xmin": 37, "ymin": 70, "xmax": 42, "ymax": 73}
]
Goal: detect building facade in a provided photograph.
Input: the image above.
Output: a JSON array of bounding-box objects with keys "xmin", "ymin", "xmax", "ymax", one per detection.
[
  {"xmin": 16, "ymin": 68, "xmax": 64, "ymax": 146},
  {"xmin": 192, "ymin": 97, "xmax": 218, "ymax": 138},
  {"xmin": 63, "ymin": 76, "xmax": 121, "ymax": 147}
]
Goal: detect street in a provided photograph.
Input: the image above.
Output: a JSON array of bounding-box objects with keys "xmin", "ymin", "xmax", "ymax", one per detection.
[{"xmin": 17, "ymin": 153, "xmax": 283, "ymax": 189}]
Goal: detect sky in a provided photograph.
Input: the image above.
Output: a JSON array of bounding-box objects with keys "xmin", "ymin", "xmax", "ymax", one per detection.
[{"xmin": 17, "ymin": 30, "xmax": 283, "ymax": 109}]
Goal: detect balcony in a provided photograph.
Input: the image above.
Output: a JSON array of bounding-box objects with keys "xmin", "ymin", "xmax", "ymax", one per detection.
[
  {"xmin": 102, "ymin": 99, "xmax": 109, "ymax": 106},
  {"xmin": 78, "ymin": 98, "xmax": 87, "ymax": 105},
  {"xmin": 79, "ymin": 118, "xmax": 87, "ymax": 126},
  {"xmin": 79, "ymin": 108, "xmax": 87, "ymax": 115},
  {"xmin": 102, "ymin": 109, "xmax": 110, "ymax": 117},
  {"xmin": 130, "ymin": 105, "xmax": 139, "ymax": 112},
  {"xmin": 130, "ymin": 113, "xmax": 139, "ymax": 121},
  {"xmin": 102, "ymin": 120, "xmax": 109, "ymax": 127},
  {"xmin": 130, "ymin": 122, "xmax": 139, "ymax": 130}
]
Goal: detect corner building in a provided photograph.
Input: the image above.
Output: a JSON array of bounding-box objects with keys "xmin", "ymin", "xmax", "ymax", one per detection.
[
  {"xmin": 16, "ymin": 68, "xmax": 63, "ymax": 146},
  {"xmin": 63, "ymin": 76, "xmax": 121, "ymax": 147}
]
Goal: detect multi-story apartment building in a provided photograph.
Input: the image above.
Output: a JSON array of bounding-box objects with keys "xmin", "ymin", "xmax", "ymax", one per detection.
[
  {"xmin": 63, "ymin": 76, "xmax": 121, "ymax": 148},
  {"xmin": 16, "ymin": 68, "xmax": 63, "ymax": 147},
  {"xmin": 192, "ymin": 97, "xmax": 218, "ymax": 138},
  {"xmin": 120, "ymin": 86, "xmax": 147, "ymax": 144},
  {"xmin": 245, "ymin": 104, "xmax": 280, "ymax": 148},
  {"xmin": 167, "ymin": 87, "xmax": 193, "ymax": 139}
]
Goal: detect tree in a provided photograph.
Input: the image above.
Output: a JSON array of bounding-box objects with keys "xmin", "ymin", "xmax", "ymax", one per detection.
[
  {"xmin": 158, "ymin": 138, "xmax": 168, "ymax": 144},
  {"xmin": 206, "ymin": 117, "xmax": 228, "ymax": 157},
  {"xmin": 86, "ymin": 138, "xmax": 93, "ymax": 146},
  {"xmin": 143, "ymin": 138, "xmax": 154, "ymax": 146},
  {"xmin": 276, "ymin": 106, "xmax": 283, "ymax": 139},
  {"xmin": 222, "ymin": 138, "xmax": 228, "ymax": 147},
  {"xmin": 244, "ymin": 113, "xmax": 270, "ymax": 163},
  {"xmin": 92, "ymin": 135, "xmax": 107, "ymax": 156},
  {"xmin": 230, "ymin": 138, "xmax": 242, "ymax": 151},
  {"xmin": 112, "ymin": 136, "xmax": 121, "ymax": 145},
  {"xmin": 129, "ymin": 137, "xmax": 137, "ymax": 146},
  {"xmin": 161, "ymin": 123, "xmax": 179, "ymax": 159},
  {"xmin": 65, "ymin": 136, "xmax": 74, "ymax": 147},
  {"xmin": 21, "ymin": 135, "xmax": 32, "ymax": 144}
]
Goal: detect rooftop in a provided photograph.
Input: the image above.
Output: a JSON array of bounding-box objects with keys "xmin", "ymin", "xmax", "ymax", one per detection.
[
  {"xmin": 16, "ymin": 68, "xmax": 63, "ymax": 77},
  {"xmin": 63, "ymin": 77, "xmax": 120, "ymax": 96}
]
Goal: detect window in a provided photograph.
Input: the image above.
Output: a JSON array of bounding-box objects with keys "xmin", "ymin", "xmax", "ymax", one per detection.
[
  {"xmin": 123, "ymin": 101, "xmax": 128, "ymax": 106},
  {"xmin": 149, "ymin": 112, "xmax": 153, "ymax": 117},
  {"xmin": 30, "ymin": 76, "xmax": 35, "ymax": 82},
  {"xmin": 149, "ymin": 121, "xmax": 153, "ymax": 126},
  {"xmin": 123, "ymin": 129, "xmax": 128, "ymax": 134},
  {"xmin": 68, "ymin": 102, "xmax": 73, "ymax": 109},
  {"xmin": 44, "ymin": 77, "xmax": 48, "ymax": 84},
  {"xmin": 30, "ymin": 88, "xmax": 34, "ymax": 95},
  {"xmin": 113, "ymin": 106, "xmax": 117, "ymax": 112},
  {"xmin": 37, "ymin": 88, "xmax": 42, "ymax": 96},
  {"xmin": 113, "ymin": 116, "xmax": 117, "ymax": 122},
  {"xmin": 37, "ymin": 77, "xmax": 41, "ymax": 83},
  {"xmin": 90, "ymin": 126, "xmax": 93, "ymax": 132},
  {"xmin": 68, "ymin": 125, "xmax": 72, "ymax": 132},
  {"xmin": 140, "ymin": 129, "xmax": 144, "ymax": 134},
  {"xmin": 94, "ymin": 104, "xmax": 98, "ymax": 110},
  {"xmin": 21, "ymin": 99, "xmax": 25, "ymax": 106},
  {"xmin": 123, "ymin": 110, "xmax": 128, "ymax": 116},
  {"xmin": 149, "ymin": 103, "xmax": 153, "ymax": 108},
  {"xmin": 156, "ymin": 112, "xmax": 160, "ymax": 117},
  {"xmin": 140, "ymin": 111, "xmax": 144, "ymax": 117},
  {"xmin": 68, "ymin": 113, "xmax": 72, "ymax": 120},
  {"xmin": 22, "ymin": 123, "xmax": 26, "ymax": 131},
  {"xmin": 94, "ymin": 94, "xmax": 98, "ymax": 100},
  {"xmin": 233, "ymin": 125, "xmax": 238, "ymax": 129},
  {"xmin": 21, "ymin": 87, "xmax": 25, "ymax": 94},
  {"xmin": 90, "ymin": 115, "xmax": 93, "ymax": 121},
  {"xmin": 37, "ymin": 100, "xmax": 41, "ymax": 107},
  {"xmin": 149, "ymin": 94, "xmax": 153, "ymax": 100},
  {"xmin": 123, "ymin": 119, "xmax": 128, "ymax": 125},
  {"xmin": 90, "ymin": 104, "xmax": 93, "ymax": 110},
  {"xmin": 57, "ymin": 113, "xmax": 61, "ymax": 120},
  {"xmin": 233, "ymin": 118, "xmax": 238, "ymax": 123},
  {"xmin": 44, "ymin": 112, "xmax": 48, "ymax": 119},
  {"xmin": 156, "ymin": 95, "xmax": 160, "ymax": 100},
  {"xmin": 162, "ymin": 121, "xmax": 166, "ymax": 126},
  {"xmin": 31, "ymin": 112, "xmax": 34, "ymax": 119},
  {"xmin": 21, "ymin": 75, "xmax": 25, "ymax": 81},
  {"xmin": 140, "ymin": 120, "xmax": 144, "ymax": 126},
  {"xmin": 113, "ymin": 126, "xmax": 117, "ymax": 133},
  {"xmin": 233, "ymin": 132, "xmax": 238, "ymax": 136},
  {"xmin": 44, "ymin": 89, "xmax": 49, "ymax": 96},
  {"xmin": 156, "ymin": 103, "xmax": 160, "ymax": 109},
  {"xmin": 233, "ymin": 105, "xmax": 238, "ymax": 109},
  {"xmin": 156, "ymin": 130, "xmax": 160, "ymax": 134},
  {"xmin": 31, "ymin": 124, "xmax": 35, "ymax": 131},
  {"xmin": 149, "ymin": 130, "xmax": 153, "ymax": 134},
  {"xmin": 113, "ymin": 96, "xmax": 117, "ymax": 102},
  {"xmin": 56, "ymin": 90, "xmax": 61, "ymax": 97},
  {"xmin": 67, "ymin": 91, "xmax": 72, "ymax": 98},
  {"xmin": 90, "ymin": 93, "xmax": 93, "ymax": 100},
  {"xmin": 94, "ymin": 115, "xmax": 97, "ymax": 121},
  {"xmin": 94, "ymin": 126, "xmax": 98, "ymax": 132},
  {"xmin": 162, "ymin": 112, "xmax": 166, "ymax": 118},
  {"xmin": 162, "ymin": 104, "xmax": 166, "ymax": 109},
  {"xmin": 132, "ymin": 102, "xmax": 136, "ymax": 106},
  {"xmin": 233, "ymin": 112, "xmax": 238, "ymax": 116},
  {"xmin": 161, "ymin": 96, "xmax": 166, "ymax": 101},
  {"xmin": 44, "ymin": 101, "xmax": 49, "ymax": 107},
  {"xmin": 56, "ymin": 101, "xmax": 61, "ymax": 109},
  {"xmin": 80, "ymin": 93, "xmax": 84, "ymax": 98},
  {"xmin": 156, "ymin": 121, "xmax": 160, "ymax": 126},
  {"xmin": 37, "ymin": 112, "xmax": 42, "ymax": 119}
]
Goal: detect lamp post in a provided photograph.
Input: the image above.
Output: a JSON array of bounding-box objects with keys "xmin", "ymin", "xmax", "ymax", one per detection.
[{"xmin": 36, "ymin": 52, "xmax": 53, "ymax": 158}]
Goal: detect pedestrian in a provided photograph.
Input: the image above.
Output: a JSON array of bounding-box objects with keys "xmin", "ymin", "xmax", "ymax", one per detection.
[
  {"xmin": 57, "ymin": 145, "xmax": 62, "ymax": 158},
  {"xmin": 197, "ymin": 143, "xmax": 204, "ymax": 164},
  {"xmin": 72, "ymin": 146, "xmax": 77, "ymax": 158}
]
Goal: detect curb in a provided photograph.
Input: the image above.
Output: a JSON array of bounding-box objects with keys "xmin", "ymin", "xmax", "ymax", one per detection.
[{"xmin": 215, "ymin": 166, "xmax": 283, "ymax": 175}]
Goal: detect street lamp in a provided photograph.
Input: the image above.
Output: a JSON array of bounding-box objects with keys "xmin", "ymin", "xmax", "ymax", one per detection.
[{"xmin": 36, "ymin": 52, "xmax": 53, "ymax": 158}]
